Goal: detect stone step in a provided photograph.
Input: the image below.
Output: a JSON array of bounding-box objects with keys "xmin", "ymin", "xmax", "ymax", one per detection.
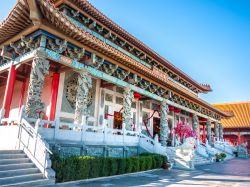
[
  {"xmin": 0, "ymin": 154, "xmax": 27, "ymax": 159},
  {"xmin": 174, "ymin": 158, "xmax": 191, "ymax": 170},
  {"xmin": 0, "ymin": 173, "xmax": 44, "ymax": 186},
  {"xmin": 0, "ymin": 163, "xmax": 36, "ymax": 171},
  {"xmin": 0, "ymin": 178, "xmax": 54, "ymax": 187},
  {"xmin": 0, "ymin": 150, "xmax": 23, "ymax": 154},
  {"xmin": 0, "ymin": 168, "xmax": 40, "ymax": 178},
  {"xmin": 0, "ymin": 158, "xmax": 31, "ymax": 165}
]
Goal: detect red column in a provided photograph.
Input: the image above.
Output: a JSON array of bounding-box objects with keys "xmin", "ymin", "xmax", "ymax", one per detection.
[
  {"xmin": 237, "ymin": 132, "xmax": 241, "ymax": 145},
  {"xmin": 48, "ymin": 73, "xmax": 60, "ymax": 121},
  {"xmin": 203, "ymin": 124, "xmax": 206, "ymax": 143},
  {"xmin": 18, "ymin": 79, "xmax": 26, "ymax": 114},
  {"xmin": 2, "ymin": 64, "xmax": 16, "ymax": 118}
]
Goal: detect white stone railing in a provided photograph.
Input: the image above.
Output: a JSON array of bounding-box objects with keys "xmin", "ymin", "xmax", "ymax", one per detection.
[
  {"xmin": 196, "ymin": 143, "xmax": 209, "ymax": 158},
  {"xmin": 17, "ymin": 118, "xmax": 55, "ymax": 179},
  {"xmin": 36, "ymin": 119, "xmax": 169, "ymax": 157},
  {"xmin": 214, "ymin": 138, "xmax": 237, "ymax": 155},
  {"xmin": 138, "ymin": 134, "xmax": 167, "ymax": 156},
  {"xmin": 37, "ymin": 120, "xmax": 140, "ymax": 147}
]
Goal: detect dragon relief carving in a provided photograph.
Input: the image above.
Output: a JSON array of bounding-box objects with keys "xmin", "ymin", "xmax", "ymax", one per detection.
[
  {"xmin": 66, "ymin": 73, "xmax": 93, "ymax": 111},
  {"xmin": 114, "ymin": 69, "xmax": 130, "ymax": 81},
  {"xmin": 25, "ymin": 50, "xmax": 50, "ymax": 118},
  {"xmin": 10, "ymin": 35, "xmax": 40, "ymax": 55},
  {"xmin": 65, "ymin": 47, "xmax": 85, "ymax": 61},
  {"xmin": 192, "ymin": 114, "xmax": 199, "ymax": 133},
  {"xmin": 148, "ymin": 84, "xmax": 158, "ymax": 93},
  {"xmin": 156, "ymin": 88, "xmax": 167, "ymax": 97},
  {"xmin": 160, "ymin": 99, "xmax": 169, "ymax": 147},
  {"xmin": 102, "ymin": 63, "xmax": 118, "ymax": 75},
  {"xmin": 137, "ymin": 78, "xmax": 150, "ymax": 89},
  {"xmin": 73, "ymin": 71, "xmax": 93, "ymax": 124},
  {"xmin": 85, "ymin": 54, "xmax": 104, "ymax": 69},
  {"xmin": 123, "ymin": 87, "xmax": 134, "ymax": 130},
  {"xmin": 47, "ymin": 38, "xmax": 67, "ymax": 54}
]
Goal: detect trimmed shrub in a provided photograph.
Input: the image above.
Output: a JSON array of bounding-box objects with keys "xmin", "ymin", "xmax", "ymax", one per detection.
[
  {"xmin": 117, "ymin": 158, "xmax": 126, "ymax": 174},
  {"xmin": 139, "ymin": 156, "xmax": 147, "ymax": 171},
  {"xmin": 109, "ymin": 158, "xmax": 118, "ymax": 176},
  {"xmin": 51, "ymin": 153, "xmax": 167, "ymax": 182}
]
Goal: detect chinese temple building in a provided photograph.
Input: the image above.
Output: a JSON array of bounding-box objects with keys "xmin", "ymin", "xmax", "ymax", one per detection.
[
  {"xmin": 214, "ymin": 101, "xmax": 250, "ymax": 151},
  {"xmin": 0, "ymin": 0, "xmax": 239, "ymax": 185}
]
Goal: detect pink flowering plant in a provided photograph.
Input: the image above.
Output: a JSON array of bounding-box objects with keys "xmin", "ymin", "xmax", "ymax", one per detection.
[{"xmin": 174, "ymin": 121, "xmax": 198, "ymax": 143}]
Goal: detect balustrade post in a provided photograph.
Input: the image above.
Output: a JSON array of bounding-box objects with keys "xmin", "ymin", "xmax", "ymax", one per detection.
[
  {"xmin": 103, "ymin": 125, "xmax": 107, "ymax": 144},
  {"xmin": 35, "ymin": 119, "xmax": 41, "ymax": 133},
  {"xmin": 122, "ymin": 124, "xmax": 126, "ymax": 145},
  {"xmin": 18, "ymin": 105, "xmax": 25, "ymax": 124},
  {"xmin": 81, "ymin": 116, "xmax": 87, "ymax": 142},
  {"xmin": 219, "ymin": 123, "xmax": 224, "ymax": 141},
  {"xmin": 54, "ymin": 118, "xmax": 60, "ymax": 141},
  {"xmin": 153, "ymin": 134, "xmax": 159, "ymax": 154}
]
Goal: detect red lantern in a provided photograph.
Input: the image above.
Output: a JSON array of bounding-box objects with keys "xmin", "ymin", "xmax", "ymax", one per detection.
[
  {"xmin": 134, "ymin": 92, "xmax": 141, "ymax": 99},
  {"xmin": 169, "ymin": 106, "xmax": 175, "ymax": 111},
  {"xmin": 174, "ymin": 108, "xmax": 181, "ymax": 113}
]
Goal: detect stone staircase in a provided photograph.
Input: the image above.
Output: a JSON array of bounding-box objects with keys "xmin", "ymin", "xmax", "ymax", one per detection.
[
  {"xmin": 166, "ymin": 147, "xmax": 194, "ymax": 170},
  {"xmin": 0, "ymin": 150, "xmax": 54, "ymax": 187},
  {"xmin": 194, "ymin": 153, "xmax": 211, "ymax": 166}
]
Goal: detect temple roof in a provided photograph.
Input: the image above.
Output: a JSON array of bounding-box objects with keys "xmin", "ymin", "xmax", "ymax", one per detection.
[
  {"xmin": 58, "ymin": 0, "xmax": 213, "ymax": 93},
  {"xmin": 0, "ymin": 0, "xmax": 212, "ymax": 93},
  {"xmin": 0, "ymin": 0, "xmax": 31, "ymax": 44},
  {"xmin": 0, "ymin": 0, "xmax": 232, "ymax": 118},
  {"xmin": 213, "ymin": 101, "xmax": 250, "ymax": 128}
]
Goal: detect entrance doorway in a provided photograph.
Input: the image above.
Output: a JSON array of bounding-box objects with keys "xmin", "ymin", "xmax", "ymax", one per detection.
[{"xmin": 153, "ymin": 117, "xmax": 160, "ymax": 138}]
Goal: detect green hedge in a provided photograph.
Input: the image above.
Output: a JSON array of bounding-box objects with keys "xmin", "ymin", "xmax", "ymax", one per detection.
[{"xmin": 51, "ymin": 153, "xmax": 166, "ymax": 182}]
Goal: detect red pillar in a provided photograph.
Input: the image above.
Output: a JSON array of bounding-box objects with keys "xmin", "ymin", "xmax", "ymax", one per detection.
[
  {"xmin": 203, "ymin": 124, "xmax": 206, "ymax": 143},
  {"xmin": 237, "ymin": 132, "xmax": 241, "ymax": 145},
  {"xmin": 18, "ymin": 79, "xmax": 26, "ymax": 114},
  {"xmin": 2, "ymin": 64, "xmax": 16, "ymax": 118},
  {"xmin": 48, "ymin": 73, "xmax": 60, "ymax": 121}
]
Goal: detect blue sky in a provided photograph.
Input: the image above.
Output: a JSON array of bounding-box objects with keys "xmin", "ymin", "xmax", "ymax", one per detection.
[{"xmin": 0, "ymin": 0, "xmax": 249, "ymax": 104}]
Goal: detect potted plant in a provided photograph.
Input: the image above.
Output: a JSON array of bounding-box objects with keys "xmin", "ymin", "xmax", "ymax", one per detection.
[
  {"xmin": 215, "ymin": 153, "xmax": 221, "ymax": 162},
  {"xmin": 220, "ymin": 153, "xmax": 227, "ymax": 161}
]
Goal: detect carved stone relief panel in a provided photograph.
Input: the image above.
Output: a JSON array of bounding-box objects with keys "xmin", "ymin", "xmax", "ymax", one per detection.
[{"xmin": 61, "ymin": 71, "xmax": 96, "ymax": 117}]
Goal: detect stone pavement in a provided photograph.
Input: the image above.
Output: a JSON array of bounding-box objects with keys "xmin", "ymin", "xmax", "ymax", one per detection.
[{"xmin": 51, "ymin": 158, "xmax": 250, "ymax": 187}]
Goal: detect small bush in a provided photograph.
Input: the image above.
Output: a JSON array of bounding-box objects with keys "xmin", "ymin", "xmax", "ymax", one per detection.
[
  {"xmin": 220, "ymin": 153, "xmax": 227, "ymax": 160},
  {"xmin": 51, "ymin": 153, "xmax": 166, "ymax": 182}
]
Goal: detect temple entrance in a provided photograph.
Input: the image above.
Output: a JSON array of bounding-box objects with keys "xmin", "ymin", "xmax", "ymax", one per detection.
[
  {"xmin": 153, "ymin": 117, "xmax": 160, "ymax": 138},
  {"xmin": 103, "ymin": 87, "xmax": 138, "ymax": 130}
]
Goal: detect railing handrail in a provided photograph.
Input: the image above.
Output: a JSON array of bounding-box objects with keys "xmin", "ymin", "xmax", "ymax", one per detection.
[{"xmin": 20, "ymin": 118, "xmax": 52, "ymax": 154}]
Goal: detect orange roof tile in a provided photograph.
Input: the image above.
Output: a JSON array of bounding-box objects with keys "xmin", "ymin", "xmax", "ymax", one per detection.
[{"xmin": 213, "ymin": 101, "xmax": 250, "ymax": 128}]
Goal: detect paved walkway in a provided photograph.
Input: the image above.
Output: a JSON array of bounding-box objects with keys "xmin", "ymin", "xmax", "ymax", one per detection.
[{"xmin": 52, "ymin": 158, "xmax": 250, "ymax": 187}]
